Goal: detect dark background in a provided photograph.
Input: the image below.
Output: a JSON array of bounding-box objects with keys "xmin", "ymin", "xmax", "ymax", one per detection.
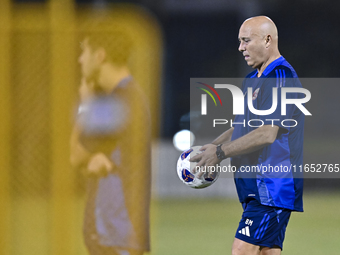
[{"xmin": 18, "ymin": 0, "xmax": 340, "ymax": 137}]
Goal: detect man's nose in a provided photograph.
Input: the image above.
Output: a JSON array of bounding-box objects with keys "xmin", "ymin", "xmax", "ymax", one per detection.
[{"xmin": 238, "ymin": 41, "xmax": 245, "ymax": 52}]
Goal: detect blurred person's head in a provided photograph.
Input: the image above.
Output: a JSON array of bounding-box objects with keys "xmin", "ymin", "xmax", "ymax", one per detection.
[
  {"xmin": 238, "ymin": 16, "xmax": 280, "ymax": 75},
  {"xmin": 78, "ymin": 30, "xmax": 133, "ymax": 93}
]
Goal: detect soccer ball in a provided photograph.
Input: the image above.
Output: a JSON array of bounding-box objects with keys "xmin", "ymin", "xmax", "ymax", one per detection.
[{"xmin": 177, "ymin": 146, "xmax": 220, "ymax": 189}]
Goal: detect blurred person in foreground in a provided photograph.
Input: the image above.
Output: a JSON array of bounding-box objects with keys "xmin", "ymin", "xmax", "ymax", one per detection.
[
  {"xmin": 192, "ymin": 16, "xmax": 304, "ymax": 255},
  {"xmin": 70, "ymin": 33, "xmax": 151, "ymax": 255}
]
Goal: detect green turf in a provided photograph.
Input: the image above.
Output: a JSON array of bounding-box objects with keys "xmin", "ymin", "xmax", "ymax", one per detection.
[
  {"xmin": 283, "ymin": 193, "xmax": 340, "ymax": 255},
  {"xmin": 10, "ymin": 192, "xmax": 340, "ymax": 254},
  {"xmin": 150, "ymin": 198, "xmax": 241, "ymax": 255},
  {"xmin": 150, "ymin": 193, "xmax": 340, "ymax": 255}
]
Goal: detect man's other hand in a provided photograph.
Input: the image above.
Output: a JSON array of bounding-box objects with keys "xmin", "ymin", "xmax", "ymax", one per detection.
[{"xmin": 87, "ymin": 152, "xmax": 114, "ymax": 177}]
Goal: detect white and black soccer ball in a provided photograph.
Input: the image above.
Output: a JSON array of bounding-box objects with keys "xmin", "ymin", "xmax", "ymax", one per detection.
[{"xmin": 177, "ymin": 146, "xmax": 220, "ymax": 189}]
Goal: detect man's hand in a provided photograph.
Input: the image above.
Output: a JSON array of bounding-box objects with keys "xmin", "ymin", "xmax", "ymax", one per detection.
[
  {"xmin": 87, "ymin": 152, "xmax": 114, "ymax": 177},
  {"xmin": 190, "ymin": 144, "xmax": 222, "ymax": 178},
  {"xmin": 79, "ymin": 78, "xmax": 94, "ymax": 102}
]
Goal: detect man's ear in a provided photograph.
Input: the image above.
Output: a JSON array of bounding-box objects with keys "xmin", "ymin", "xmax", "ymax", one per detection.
[
  {"xmin": 265, "ymin": 35, "xmax": 271, "ymax": 48},
  {"xmin": 94, "ymin": 47, "xmax": 106, "ymax": 64}
]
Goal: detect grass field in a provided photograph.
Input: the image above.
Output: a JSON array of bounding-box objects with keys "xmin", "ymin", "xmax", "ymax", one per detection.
[
  {"xmin": 9, "ymin": 192, "xmax": 340, "ymax": 255},
  {"xmin": 151, "ymin": 192, "xmax": 340, "ymax": 255}
]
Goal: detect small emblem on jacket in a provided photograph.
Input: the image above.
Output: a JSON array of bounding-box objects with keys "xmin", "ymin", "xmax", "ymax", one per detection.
[{"xmin": 252, "ymin": 88, "xmax": 260, "ymax": 100}]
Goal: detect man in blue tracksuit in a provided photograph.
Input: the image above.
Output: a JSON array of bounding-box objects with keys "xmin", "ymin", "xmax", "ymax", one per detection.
[{"xmin": 192, "ymin": 16, "xmax": 305, "ymax": 255}]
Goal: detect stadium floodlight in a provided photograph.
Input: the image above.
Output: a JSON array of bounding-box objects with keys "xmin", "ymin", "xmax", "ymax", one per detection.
[{"xmin": 173, "ymin": 129, "xmax": 195, "ymax": 151}]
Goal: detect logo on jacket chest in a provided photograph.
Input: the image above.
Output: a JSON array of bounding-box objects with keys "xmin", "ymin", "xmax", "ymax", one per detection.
[{"xmin": 252, "ymin": 88, "xmax": 260, "ymax": 100}]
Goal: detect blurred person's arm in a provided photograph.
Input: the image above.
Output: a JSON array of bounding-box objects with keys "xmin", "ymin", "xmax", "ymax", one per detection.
[
  {"xmin": 70, "ymin": 79, "xmax": 117, "ymax": 176},
  {"xmin": 70, "ymin": 124, "xmax": 91, "ymax": 168},
  {"xmin": 70, "ymin": 78, "xmax": 95, "ymax": 168},
  {"xmin": 70, "ymin": 125, "xmax": 115, "ymax": 177}
]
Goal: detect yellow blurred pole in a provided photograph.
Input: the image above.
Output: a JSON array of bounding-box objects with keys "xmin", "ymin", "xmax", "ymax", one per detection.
[
  {"xmin": 105, "ymin": 6, "xmax": 163, "ymax": 139},
  {"xmin": 123, "ymin": 9, "xmax": 163, "ymax": 139},
  {"xmin": 49, "ymin": 0, "xmax": 77, "ymax": 254},
  {"xmin": 0, "ymin": 0, "xmax": 12, "ymax": 254}
]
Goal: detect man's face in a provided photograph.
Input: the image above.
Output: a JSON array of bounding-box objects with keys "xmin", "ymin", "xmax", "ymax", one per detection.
[
  {"xmin": 78, "ymin": 38, "xmax": 99, "ymax": 80},
  {"xmin": 238, "ymin": 24, "xmax": 267, "ymax": 69}
]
